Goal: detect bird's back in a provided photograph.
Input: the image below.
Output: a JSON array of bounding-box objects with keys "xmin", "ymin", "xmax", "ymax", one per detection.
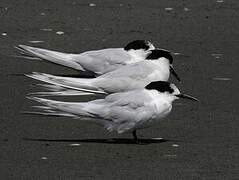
[{"xmin": 72, "ymin": 48, "xmax": 132, "ymax": 75}]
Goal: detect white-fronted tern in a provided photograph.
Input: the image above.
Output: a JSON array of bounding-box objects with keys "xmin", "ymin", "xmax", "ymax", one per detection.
[
  {"xmin": 16, "ymin": 40, "xmax": 155, "ymax": 75},
  {"xmin": 27, "ymin": 81, "xmax": 198, "ymax": 143}
]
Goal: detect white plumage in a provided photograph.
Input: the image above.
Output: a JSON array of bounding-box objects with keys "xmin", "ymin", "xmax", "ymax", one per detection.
[{"xmin": 28, "ymin": 81, "xmax": 198, "ymax": 142}]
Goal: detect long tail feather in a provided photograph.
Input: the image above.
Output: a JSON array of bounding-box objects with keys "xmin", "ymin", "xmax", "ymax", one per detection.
[
  {"xmin": 27, "ymin": 97, "xmax": 116, "ymax": 132},
  {"xmin": 27, "ymin": 96, "xmax": 94, "ymax": 117},
  {"xmin": 22, "ymin": 110, "xmax": 77, "ymax": 117},
  {"xmin": 16, "ymin": 45, "xmax": 85, "ymax": 71},
  {"xmin": 28, "ymin": 90, "xmax": 96, "ymax": 96},
  {"xmin": 26, "ymin": 72, "xmax": 107, "ymax": 94}
]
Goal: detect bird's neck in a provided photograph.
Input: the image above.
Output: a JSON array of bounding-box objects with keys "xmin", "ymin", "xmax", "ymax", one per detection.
[
  {"xmin": 127, "ymin": 49, "xmax": 148, "ymax": 61},
  {"xmin": 149, "ymin": 90, "xmax": 177, "ymax": 104},
  {"xmin": 150, "ymin": 57, "xmax": 170, "ymax": 69}
]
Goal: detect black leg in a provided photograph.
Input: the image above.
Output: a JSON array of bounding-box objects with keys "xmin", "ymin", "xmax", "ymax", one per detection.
[{"xmin": 132, "ymin": 130, "xmax": 138, "ymax": 143}]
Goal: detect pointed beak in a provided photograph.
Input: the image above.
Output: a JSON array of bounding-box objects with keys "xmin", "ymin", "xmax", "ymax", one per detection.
[
  {"xmin": 176, "ymin": 94, "xmax": 199, "ymax": 102},
  {"xmin": 170, "ymin": 65, "xmax": 181, "ymax": 82}
]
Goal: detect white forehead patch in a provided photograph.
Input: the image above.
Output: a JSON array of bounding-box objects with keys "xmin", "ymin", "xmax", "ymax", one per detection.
[
  {"xmin": 147, "ymin": 42, "xmax": 155, "ymax": 50},
  {"xmin": 170, "ymin": 84, "xmax": 180, "ymax": 95}
]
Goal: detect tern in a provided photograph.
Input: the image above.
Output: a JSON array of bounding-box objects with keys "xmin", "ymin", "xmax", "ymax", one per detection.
[
  {"xmin": 27, "ymin": 81, "xmax": 198, "ymax": 143},
  {"xmin": 26, "ymin": 49, "xmax": 181, "ymax": 95},
  {"xmin": 16, "ymin": 40, "xmax": 155, "ymax": 76}
]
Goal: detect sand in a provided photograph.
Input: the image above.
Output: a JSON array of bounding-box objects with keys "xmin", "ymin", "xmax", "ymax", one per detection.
[{"xmin": 0, "ymin": 0, "xmax": 239, "ymax": 179}]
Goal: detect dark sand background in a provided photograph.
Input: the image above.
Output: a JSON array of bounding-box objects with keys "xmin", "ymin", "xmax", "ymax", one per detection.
[{"xmin": 0, "ymin": 0, "xmax": 239, "ymax": 179}]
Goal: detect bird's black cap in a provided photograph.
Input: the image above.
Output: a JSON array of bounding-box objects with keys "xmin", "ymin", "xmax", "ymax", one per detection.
[
  {"xmin": 124, "ymin": 40, "xmax": 151, "ymax": 51},
  {"xmin": 145, "ymin": 81, "xmax": 174, "ymax": 93},
  {"xmin": 146, "ymin": 49, "xmax": 173, "ymax": 64}
]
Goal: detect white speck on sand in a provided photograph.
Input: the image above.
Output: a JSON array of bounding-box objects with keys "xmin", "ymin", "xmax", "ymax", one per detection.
[
  {"xmin": 184, "ymin": 7, "xmax": 190, "ymax": 11},
  {"xmin": 69, "ymin": 143, "xmax": 81, "ymax": 146},
  {"xmin": 211, "ymin": 53, "xmax": 223, "ymax": 59},
  {"xmin": 40, "ymin": 28, "xmax": 53, "ymax": 31},
  {"xmin": 89, "ymin": 3, "xmax": 96, "ymax": 7},
  {"xmin": 172, "ymin": 144, "xmax": 179, "ymax": 147},
  {"xmin": 56, "ymin": 31, "xmax": 64, "ymax": 35},
  {"xmin": 2, "ymin": 32, "xmax": 7, "ymax": 36},
  {"xmin": 216, "ymin": 0, "xmax": 224, "ymax": 2},
  {"xmin": 29, "ymin": 40, "xmax": 44, "ymax": 43},
  {"xmin": 40, "ymin": 12, "xmax": 46, "ymax": 16},
  {"xmin": 165, "ymin": 7, "xmax": 173, "ymax": 11},
  {"xmin": 213, "ymin": 77, "xmax": 231, "ymax": 81},
  {"xmin": 41, "ymin": 157, "xmax": 48, "ymax": 160}
]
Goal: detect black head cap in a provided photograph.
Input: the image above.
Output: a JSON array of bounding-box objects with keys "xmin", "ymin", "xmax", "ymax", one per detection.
[
  {"xmin": 146, "ymin": 49, "xmax": 173, "ymax": 64},
  {"xmin": 145, "ymin": 81, "xmax": 174, "ymax": 93},
  {"xmin": 124, "ymin": 40, "xmax": 151, "ymax": 51}
]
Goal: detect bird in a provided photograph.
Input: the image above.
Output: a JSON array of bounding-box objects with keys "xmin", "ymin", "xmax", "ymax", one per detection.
[
  {"xmin": 27, "ymin": 81, "xmax": 198, "ymax": 143},
  {"xmin": 16, "ymin": 40, "xmax": 156, "ymax": 76},
  {"xmin": 26, "ymin": 49, "xmax": 181, "ymax": 95}
]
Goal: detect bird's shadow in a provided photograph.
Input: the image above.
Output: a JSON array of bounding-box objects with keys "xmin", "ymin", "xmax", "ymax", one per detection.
[{"xmin": 23, "ymin": 137, "xmax": 173, "ymax": 145}]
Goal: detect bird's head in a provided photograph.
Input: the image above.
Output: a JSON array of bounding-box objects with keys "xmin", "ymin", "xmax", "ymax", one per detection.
[
  {"xmin": 146, "ymin": 49, "xmax": 181, "ymax": 82},
  {"xmin": 124, "ymin": 40, "xmax": 155, "ymax": 59},
  {"xmin": 145, "ymin": 81, "xmax": 199, "ymax": 102}
]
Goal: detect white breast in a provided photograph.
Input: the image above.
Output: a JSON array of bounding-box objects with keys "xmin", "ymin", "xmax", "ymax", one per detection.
[{"xmin": 134, "ymin": 91, "xmax": 173, "ymax": 130}]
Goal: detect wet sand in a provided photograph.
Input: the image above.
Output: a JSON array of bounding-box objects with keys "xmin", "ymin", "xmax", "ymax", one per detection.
[{"xmin": 0, "ymin": 0, "xmax": 239, "ymax": 179}]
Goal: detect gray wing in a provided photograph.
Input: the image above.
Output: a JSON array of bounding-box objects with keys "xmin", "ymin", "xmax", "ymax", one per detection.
[
  {"xmin": 73, "ymin": 48, "xmax": 131, "ymax": 75},
  {"xmin": 87, "ymin": 90, "xmax": 154, "ymax": 123},
  {"xmin": 97, "ymin": 90, "xmax": 161, "ymax": 133},
  {"xmin": 94, "ymin": 62, "xmax": 156, "ymax": 92},
  {"xmin": 99, "ymin": 61, "xmax": 152, "ymax": 79}
]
